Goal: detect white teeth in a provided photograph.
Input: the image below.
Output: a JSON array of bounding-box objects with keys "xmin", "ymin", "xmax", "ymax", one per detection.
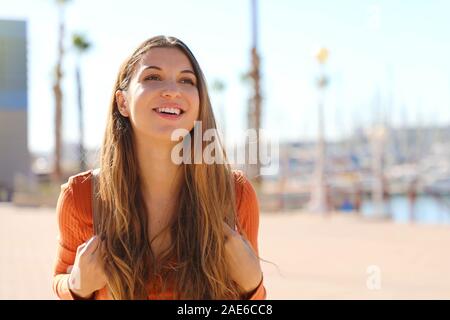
[{"xmin": 156, "ymin": 107, "xmax": 181, "ymax": 115}]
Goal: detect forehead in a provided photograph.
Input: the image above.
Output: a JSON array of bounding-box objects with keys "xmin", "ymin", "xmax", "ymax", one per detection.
[{"xmin": 137, "ymin": 47, "xmax": 194, "ymax": 71}]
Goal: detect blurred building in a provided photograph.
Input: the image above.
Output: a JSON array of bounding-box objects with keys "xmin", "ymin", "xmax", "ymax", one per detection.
[{"xmin": 0, "ymin": 20, "xmax": 29, "ymax": 200}]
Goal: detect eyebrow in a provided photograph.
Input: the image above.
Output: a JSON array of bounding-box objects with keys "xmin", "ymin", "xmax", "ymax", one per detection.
[{"xmin": 143, "ymin": 65, "xmax": 196, "ymax": 76}]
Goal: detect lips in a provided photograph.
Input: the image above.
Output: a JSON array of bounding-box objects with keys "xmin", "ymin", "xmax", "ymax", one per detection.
[
  {"xmin": 153, "ymin": 110, "xmax": 183, "ymax": 120},
  {"xmin": 154, "ymin": 107, "xmax": 182, "ymax": 115},
  {"xmin": 153, "ymin": 103, "xmax": 185, "ymax": 113},
  {"xmin": 153, "ymin": 106, "xmax": 184, "ymax": 120},
  {"xmin": 152, "ymin": 103, "xmax": 185, "ymax": 120}
]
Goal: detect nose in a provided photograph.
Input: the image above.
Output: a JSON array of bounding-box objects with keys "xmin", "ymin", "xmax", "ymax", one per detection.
[{"xmin": 160, "ymin": 81, "xmax": 181, "ymax": 99}]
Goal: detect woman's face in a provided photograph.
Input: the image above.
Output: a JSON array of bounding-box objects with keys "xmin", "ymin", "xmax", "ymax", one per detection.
[{"xmin": 117, "ymin": 47, "xmax": 200, "ymax": 143}]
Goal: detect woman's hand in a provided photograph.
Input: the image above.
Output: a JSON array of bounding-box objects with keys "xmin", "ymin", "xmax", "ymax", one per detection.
[
  {"xmin": 222, "ymin": 222, "xmax": 263, "ymax": 295},
  {"xmin": 66, "ymin": 235, "xmax": 108, "ymax": 299}
]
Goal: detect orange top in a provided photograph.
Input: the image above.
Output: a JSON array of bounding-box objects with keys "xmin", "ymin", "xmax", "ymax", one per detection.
[{"xmin": 52, "ymin": 169, "xmax": 266, "ymax": 300}]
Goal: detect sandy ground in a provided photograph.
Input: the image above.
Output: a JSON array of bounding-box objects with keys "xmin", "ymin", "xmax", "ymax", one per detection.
[{"xmin": 1, "ymin": 203, "xmax": 449, "ymax": 300}]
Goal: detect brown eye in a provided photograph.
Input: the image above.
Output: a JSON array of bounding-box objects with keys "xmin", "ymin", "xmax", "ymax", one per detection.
[
  {"xmin": 144, "ymin": 74, "xmax": 161, "ymax": 81},
  {"xmin": 181, "ymin": 78, "xmax": 195, "ymax": 85}
]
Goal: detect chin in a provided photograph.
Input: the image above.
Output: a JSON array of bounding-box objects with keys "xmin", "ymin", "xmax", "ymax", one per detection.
[{"xmin": 147, "ymin": 127, "xmax": 191, "ymax": 144}]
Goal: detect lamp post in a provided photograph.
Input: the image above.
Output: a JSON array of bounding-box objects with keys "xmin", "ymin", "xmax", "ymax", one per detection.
[
  {"xmin": 369, "ymin": 125, "xmax": 388, "ymax": 218},
  {"xmin": 309, "ymin": 47, "xmax": 329, "ymax": 214}
]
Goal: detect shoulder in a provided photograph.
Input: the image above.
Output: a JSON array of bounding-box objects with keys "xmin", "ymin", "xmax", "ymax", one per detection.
[
  {"xmin": 231, "ymin": 170, "xmax": 261, "ymax": 252},
  {"xmin": 232, "ymin": 169, "xmax": 259, "ymax": 214},
  {"xmin": 64, "ymin": 170, "xmax": 94, "ymax": 189},
  {"xmin": 57, "ymin": 170, "xmax": 94, "ymax": 227}
]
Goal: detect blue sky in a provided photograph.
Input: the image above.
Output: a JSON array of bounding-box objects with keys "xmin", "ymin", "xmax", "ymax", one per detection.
[{"xmin": 1, "ymin": 0, "xmax": 450, "ymax": 153}]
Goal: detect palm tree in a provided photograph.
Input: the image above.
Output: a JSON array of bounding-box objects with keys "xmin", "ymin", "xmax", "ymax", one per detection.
[
  {"xmin": 248, "ymin": 0, "xmax": 262, "ymax": 187},
  {"xmin": 52, "ymin": 0, "xmax": 70, "ymax": 182},
  {"xmin": 72, "ymin": 33, "xmax": 91, "ymax": 171}
]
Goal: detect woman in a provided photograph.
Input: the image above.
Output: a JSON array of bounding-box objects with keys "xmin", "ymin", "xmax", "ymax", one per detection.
[{"xmin": 52, "ymin": 35, "xmax": 266, "ymax": 300}]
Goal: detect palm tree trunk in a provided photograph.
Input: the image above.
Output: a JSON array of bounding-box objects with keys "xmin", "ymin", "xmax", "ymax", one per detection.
[
  {"xmin": 247, "ymin": 0, "xmax": 262, "ymax": 187},
  {"xmin": 53, "ymin": 6, "xmax": 64, "ymax": 182}
]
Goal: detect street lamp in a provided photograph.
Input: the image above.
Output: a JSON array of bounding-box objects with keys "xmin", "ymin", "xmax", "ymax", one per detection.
[
  {"xmin": 369, "ymin": 125, "xmax": 389, "ymax": 218},
  {"xmin": 309, "ymin": 47, "xmax": 330, "ymax": 214}
]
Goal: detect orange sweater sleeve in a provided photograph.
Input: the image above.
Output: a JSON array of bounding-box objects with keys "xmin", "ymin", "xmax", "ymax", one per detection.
[
  {"xmin": 234, "ymin": 171, "xmax": 267, "ymax": 300},
  {"xmin": 52, "ymin": 173, "xmax": 94, "ymax": 300}
]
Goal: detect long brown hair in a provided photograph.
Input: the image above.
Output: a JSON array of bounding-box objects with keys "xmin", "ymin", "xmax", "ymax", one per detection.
[{"xmin": 96, "ymin": 36, "xmax": 244, "ymax": 299}]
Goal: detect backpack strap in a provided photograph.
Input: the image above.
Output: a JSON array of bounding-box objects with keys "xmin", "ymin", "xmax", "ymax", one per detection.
[{"xmin": 91, "ymin": 168, "xmax": 101, "ymax": 236}]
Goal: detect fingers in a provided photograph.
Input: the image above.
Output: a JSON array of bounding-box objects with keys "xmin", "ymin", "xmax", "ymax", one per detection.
[
  {"xmin": 83, "ymin": 235, "xmax": 100, "ymax": 255},
  {"xmin": 69, "ymin": 265, "xmax": 82, "ymax": 290},
  {"xmin": 222, "ymin": 221, "xmax": 255, "ymax": 253},
  {"xmin": 223, "ymin": 221, "xmax": 240, "ymax": 242},
  {"xmin": 77, "ymin": 235, "xmax": 100, "ymax": 257},
  {"xmin": 76, "ymin": 242, "xmax": 86, "ymax": 254},
  {"xmin": 222, "ymin": 221, "xmax": 234, "ymax": 238}
]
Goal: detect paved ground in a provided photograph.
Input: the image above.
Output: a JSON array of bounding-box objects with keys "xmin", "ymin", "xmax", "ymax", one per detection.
[
  {"xmin": 1, "ymin": 203, "xmax": 449, "ymax": 300},
  {"xmin": 0, "ymin": 204, "xmax": 58, "ymax": 299},
  {"xmin": 260, "ymin": 211, "xmax": 450, "ymax": 299}
]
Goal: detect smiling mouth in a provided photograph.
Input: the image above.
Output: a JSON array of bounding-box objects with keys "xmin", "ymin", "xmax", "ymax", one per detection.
[{"xmin": 153, "ymin": 107, "xmax": 185, "ymax": 115}]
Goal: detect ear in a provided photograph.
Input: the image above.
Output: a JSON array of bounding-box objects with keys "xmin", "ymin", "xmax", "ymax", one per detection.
[{"xmin": 115, "ymin": 90, "xmax": 130, "ymax": 117}]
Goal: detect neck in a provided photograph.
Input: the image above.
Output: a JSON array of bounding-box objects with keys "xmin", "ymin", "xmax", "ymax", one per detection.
[
  {"xmin": 135, "ymin": 135, "xmax": 183, "ymax": 243},
  {"xmin": 135, "ymin": 136, "xmax": 183, "ymax": 205}
]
